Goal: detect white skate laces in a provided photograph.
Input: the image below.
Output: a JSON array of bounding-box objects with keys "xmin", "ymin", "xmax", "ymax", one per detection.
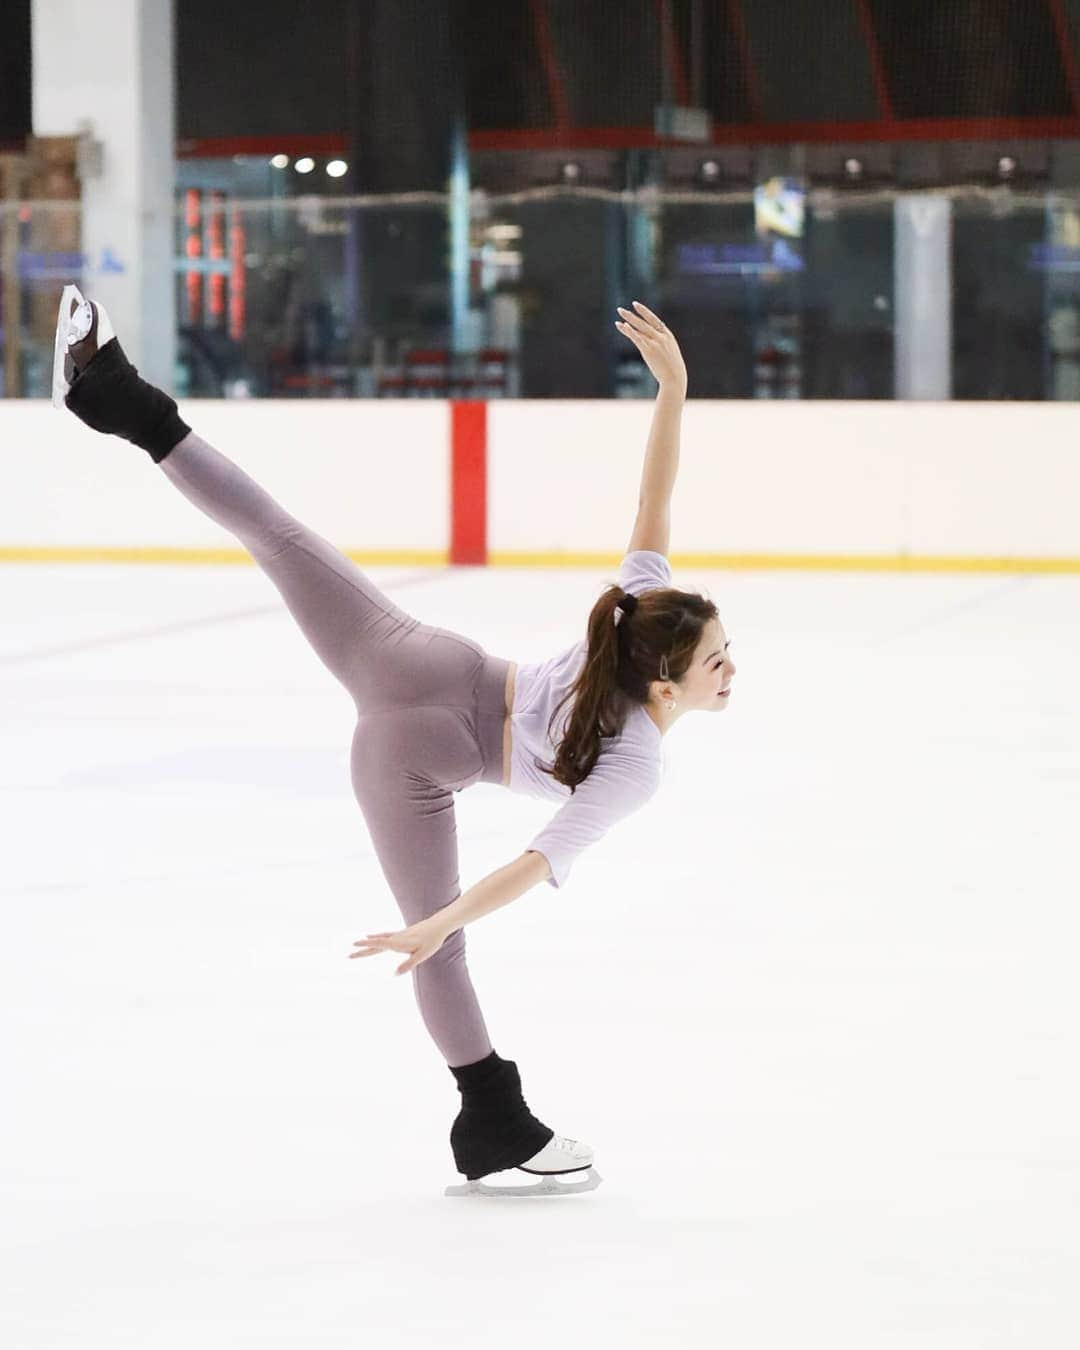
[
  {"xmin": 444, "ymin": 1131, "xmax": 601, "ymax": 1198},
  {"xmin": 523, "ymin": 1134, "xmax": 593, "ymax": 1169}
]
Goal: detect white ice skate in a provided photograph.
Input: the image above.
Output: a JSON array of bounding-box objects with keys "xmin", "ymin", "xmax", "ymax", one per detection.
[
  {"xmin": 444, "ymin": 1134, "xmax": 602, "ymax": 1198},
  {"xmin": 52, "ymin": 282, "xmax": 115, "ymax": 410}
]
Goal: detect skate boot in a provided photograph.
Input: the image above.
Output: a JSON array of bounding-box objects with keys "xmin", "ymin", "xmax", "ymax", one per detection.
[
  {"xmin": 52, "ymin": 283, "xmax": 191, "ymax": 463},
  {"xmin": 444, "ymin": 1050, "xmax": 602, "ymax": 1198}
]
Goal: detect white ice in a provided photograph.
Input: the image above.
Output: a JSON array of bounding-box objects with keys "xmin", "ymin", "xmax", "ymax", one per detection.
[{"xmin": 2, "ymin": 560, "xmax": 1078, "ymax": 1349}]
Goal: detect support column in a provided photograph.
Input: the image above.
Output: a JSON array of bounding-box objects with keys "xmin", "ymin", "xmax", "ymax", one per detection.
[
  {"xmin": 32, "ymin": 0, "xmax": 178, "ymax": 392},
  {"xmin": 895, "ymin": 195, "xmax": 952, "ymax": 400}
]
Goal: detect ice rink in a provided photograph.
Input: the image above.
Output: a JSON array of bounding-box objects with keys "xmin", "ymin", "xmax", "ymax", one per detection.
[{"xmin": 2, "ymin": 558, "xmax": 1077, "ymax": 1348}]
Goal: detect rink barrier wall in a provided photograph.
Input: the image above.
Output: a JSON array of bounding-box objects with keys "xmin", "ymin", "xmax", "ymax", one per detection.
[{"xmin": 1, "ymin": 398, "xmax": 1078, "ymax": 572}]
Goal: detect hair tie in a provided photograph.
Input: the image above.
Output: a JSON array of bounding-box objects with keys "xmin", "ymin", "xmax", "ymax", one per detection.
[{"xmin": 613, "ymin": 592, "xmax": 638, "ymax": 627}]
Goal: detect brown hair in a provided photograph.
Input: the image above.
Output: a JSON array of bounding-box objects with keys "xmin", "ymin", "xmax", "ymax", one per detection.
[{"xmin": 535, "ymin": 581, "xmax": 719, "ymax": 792}]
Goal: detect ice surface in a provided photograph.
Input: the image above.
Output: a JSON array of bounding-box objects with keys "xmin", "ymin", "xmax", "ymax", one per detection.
[{"xmin": 2, "ymin": 560, "xmax": 1077, "ymax": 1349}]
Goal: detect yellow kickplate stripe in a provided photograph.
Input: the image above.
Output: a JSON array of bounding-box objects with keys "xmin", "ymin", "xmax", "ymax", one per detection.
[
  {"xmin": 493, "ymin": 551, "xmax": 1080, "ymax": 574},
  {"xmin": 0, "ymin": 547, "xmax": 448, "ymax": 566},
  {"xmin": 1, "ymin": 547, "xmax": 1079, "ymax": 574}
]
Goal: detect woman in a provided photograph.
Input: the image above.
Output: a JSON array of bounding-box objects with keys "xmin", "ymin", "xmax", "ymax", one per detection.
[{"xmin": 54, "ymin": 287, "xmax": 735, "ymax": 1197}]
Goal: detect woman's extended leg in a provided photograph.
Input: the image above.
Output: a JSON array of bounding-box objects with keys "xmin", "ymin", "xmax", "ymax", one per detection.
[
  {"xmin": 60, "ymin": 296, "xmax": 513, "ymax": 1079},
  {"xmin": 61, "ymin": 310, "xmax": 488, "ymax": 717},
  {"xmin": 159, "ymin": 431, "xmax": 501, "ymax": 719},
  {"xmin": 160, "ymin": 430, "xmax": 419, "ymax": 704}
]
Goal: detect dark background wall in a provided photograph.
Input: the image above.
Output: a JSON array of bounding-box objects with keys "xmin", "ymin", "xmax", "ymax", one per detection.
[
  {"xmin": 176, "ymin": 1, "xmax": 351, "ymax": 141},
  {"xmin": 0, "ymin": 1, "xmax": 31, "ymax": 147},
  {"xmin": 3, "ymin": 0, "xmax": 1078, "ymax": 399},
  {"xmin": 5, "ymin": 0, "xmax": 1080, "ymax": 155}
]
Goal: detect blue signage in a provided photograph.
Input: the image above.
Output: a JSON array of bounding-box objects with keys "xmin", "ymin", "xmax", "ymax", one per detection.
[
  {"xmin": 1030, "ymin": 243, "xmax": 1080, "ymax": 272},
  {"xmin": 678, "ymin": 239, "xmax": 805, "ymax": 276},
  {"xmin": 16, "ymin": 248, "xmax": 128, "ymax": 280}
]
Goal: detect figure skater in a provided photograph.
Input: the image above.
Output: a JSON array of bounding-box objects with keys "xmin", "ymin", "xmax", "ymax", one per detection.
[{"xmin": 54, "ymin": 286, "xmax": 735, "ymax": 1198}]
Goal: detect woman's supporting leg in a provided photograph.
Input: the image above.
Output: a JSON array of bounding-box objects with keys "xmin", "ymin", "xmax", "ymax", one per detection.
[
  {"xmin": 160, "ymin": 430, "xmax": 417, "ymax": 703},
  {"xmin": 350, "ymin": 709, "xmax": 494, "ymax": 1068},
  {"xmin": 352, "ymin": 705, "xmax": 557, "ymax": 1180}
]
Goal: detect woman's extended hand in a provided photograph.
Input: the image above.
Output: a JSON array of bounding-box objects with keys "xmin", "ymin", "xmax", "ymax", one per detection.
[
  {"xmin": 349, "ymin": 916, "xmax": 450, "ymax": 976},
  {"xmin": 615, "ymin": 300, "xmax": 687, "ymax": 393}
]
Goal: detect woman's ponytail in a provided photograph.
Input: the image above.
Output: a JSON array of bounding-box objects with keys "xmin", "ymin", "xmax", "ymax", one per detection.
[{"xmin": 534, "ymin": 581, "xmax": 716, "ymax": 791}]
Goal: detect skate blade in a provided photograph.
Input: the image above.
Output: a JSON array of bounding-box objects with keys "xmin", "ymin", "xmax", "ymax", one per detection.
[
  {"xmin": 445, "ymin": 1166, "xmax": 602, "ymax": 1198},
  {"xmin": 51, "ymin": 283, "xmax": 116, "ymax": 409},
  {"xmin": 52, "ymin": 283, "xmax": 87, "ymax": 410}
]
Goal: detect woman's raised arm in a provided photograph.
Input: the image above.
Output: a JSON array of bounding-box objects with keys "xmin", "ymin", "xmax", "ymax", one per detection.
[{"xmin": 616, "ymin": 302, "xmax": 687, "ymax": 518}]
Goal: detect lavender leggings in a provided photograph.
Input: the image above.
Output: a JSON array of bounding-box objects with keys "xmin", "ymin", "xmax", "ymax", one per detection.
[{"xmin": 160, "ymin": 431, "xmax": 510, "ymax": 1068}]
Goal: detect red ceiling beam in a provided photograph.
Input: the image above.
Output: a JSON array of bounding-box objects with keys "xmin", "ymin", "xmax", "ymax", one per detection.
[
  {"xmin": 528, "ymin": 0, "xmax": 572, "ymax": 132},
  {"xmin": 468, "ymin": 114, "xmax": 1080, "ymax": 151},
  {"xmin": 852, "ymin": 0, "xmax": 896, "ymax": 123},
  {"xmin": 654, "ymin": 0, "xmax": 691, "ymax": 107},
  {"xmin": 725, "ymin": 0, "xmax": 764, "ymax": 122},
  {"xmin": 172, "ymin": 115, "xmax": 1080, "ymax": 164},
  {"xmin": 176, "ymin": 133, "xmax": 346, "ymax": 159},
  {"xmin": 1046, "ymin": 0, "xmax": 1080, "ymax": 118}
]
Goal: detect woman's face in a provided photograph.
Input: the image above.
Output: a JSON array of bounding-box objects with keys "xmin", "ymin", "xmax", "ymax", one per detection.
[{"xmin": 677, "ymin": 617, "xmax": 736, "ymax": 712}]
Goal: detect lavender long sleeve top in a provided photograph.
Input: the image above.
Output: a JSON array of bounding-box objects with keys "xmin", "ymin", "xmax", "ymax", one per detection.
[{"xmin": 506, "ymin": 550, "xmax": 672, "ymax": 888}]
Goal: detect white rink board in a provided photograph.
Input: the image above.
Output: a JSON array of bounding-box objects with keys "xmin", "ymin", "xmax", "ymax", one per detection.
[
  {"xmin": 2, "ymin": 398, "xmax": 1078, "ymax": 559},
  {"xmin": 0, "ymin": 400, "xmax": 449, "ymax": 552},
  {"xmin": 488, "ymin": 399, "xmax": 1080, "ymax": 559}
]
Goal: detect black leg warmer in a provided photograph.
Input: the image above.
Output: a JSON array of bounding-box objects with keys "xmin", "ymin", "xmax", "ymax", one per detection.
[
  {"xmin": 65, "ymin": 337, "xmax": 192, "ymax": 464},
  {"xmin": 448, "ymin": 1051, "xmax": 555, "ymax": 1181}
]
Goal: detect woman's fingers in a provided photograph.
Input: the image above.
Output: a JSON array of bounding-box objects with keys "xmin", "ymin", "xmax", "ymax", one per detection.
[
  {"xmin": 350, "ymin": 934, "xmax": 394, "ymax": 958},
  {"xmin": 617, "ymin": 301, "xmax": 665, "ymax": 335},
  {"xmin": 350, "ymin": 922, "xmax": 441, "ymax": 976},
  {"xmin": 616, "ymin": 306, "xmax": 655, "ymax": 338},
  {"xmin": 631, "ymin": 300, "xmax": 666, "ymax": 331},
  {"xmin": 616, "ymin": 322, "xmax": 650, "ymax": 351}
]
